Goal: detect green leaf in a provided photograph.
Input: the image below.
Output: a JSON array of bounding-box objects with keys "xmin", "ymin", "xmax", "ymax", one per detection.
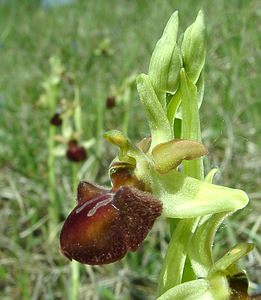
[
  {"xmin": 136, "ymin": 74, "xmax": 172, "ymax": 148},
  {"xmin": 152, "ymin": 170, "xmax": 249, "ymax": 218},
  {"xmin": 148, "ymin": 11, "xmax": 182, "ymax": 107},
  {"xmin": 181, "ymin": 10, "xmax": 206, "ymax": 83},
  {"xmin": 152, "ymin": 139, "xmax": 208, "ymax": 174}
]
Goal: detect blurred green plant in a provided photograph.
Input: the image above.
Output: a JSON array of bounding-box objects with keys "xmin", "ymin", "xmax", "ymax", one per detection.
[{"xmin": 39, "ymin": 57, "xmax": 95, "ymax": 300}]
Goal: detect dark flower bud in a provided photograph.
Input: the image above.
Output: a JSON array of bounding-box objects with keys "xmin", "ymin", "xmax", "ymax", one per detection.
[
  {"xmin": 60, "ymin": 185, "xmax": 162, "ymax": 265},
  {"xmin": 106, "ymin": 96, "xmax": 116, "ymax": 109},
  {"xmin": 50, "ymin": 112, "xmax": 62, "ymax": 126},
  {"xmin": 66, "ymin": 140, "xmax": 87, "ymax": 162},
  {"xmin": 110, "ymin": 162, "xmax": 145, "ymax": 191}
]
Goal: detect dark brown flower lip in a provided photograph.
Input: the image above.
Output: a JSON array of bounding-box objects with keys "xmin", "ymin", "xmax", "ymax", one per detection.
[
  {"xmin": 106, "ymin": 96, "xmax": 116, "ymax": 109},
  {"xmin": 66, "ymin": 139, "xmax": 87, "ymax": 162},
  {"xmin": 50, "ymin": 112, "xmax": 62, "ymax": 126},
  {"xmin": 60, "ymin": 185, "xmax": 162, "ymax": 265}
]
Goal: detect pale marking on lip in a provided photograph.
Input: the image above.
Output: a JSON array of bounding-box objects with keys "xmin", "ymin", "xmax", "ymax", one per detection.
[
  {"xmin": 87, "ymin": 195, "xmax": 114, "ymax": 217},
  {"xmin": 75, "ymin": 193, "xmax": 114, "ymax": 214}
]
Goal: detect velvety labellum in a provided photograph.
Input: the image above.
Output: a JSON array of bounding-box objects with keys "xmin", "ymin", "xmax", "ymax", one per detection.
[{"xmin": 60, "ymin": 185, "xmax": 162, "ymax": 265}]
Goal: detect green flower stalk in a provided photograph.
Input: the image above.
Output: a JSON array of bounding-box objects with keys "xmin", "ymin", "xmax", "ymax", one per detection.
[{"xmin": 60, "ymin": 10, "xmax": 253, "ymax": 300}]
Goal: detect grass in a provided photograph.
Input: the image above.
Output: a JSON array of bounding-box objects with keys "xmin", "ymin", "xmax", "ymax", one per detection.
[{"xmin": 0, "ymin": 0, "xmax": 260, "ymax": 299}]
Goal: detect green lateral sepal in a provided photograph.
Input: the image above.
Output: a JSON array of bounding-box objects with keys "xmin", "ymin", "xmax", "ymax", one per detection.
[{"xmin": 152, "ymin": 170, "xmax": 249, "ymax": 218}]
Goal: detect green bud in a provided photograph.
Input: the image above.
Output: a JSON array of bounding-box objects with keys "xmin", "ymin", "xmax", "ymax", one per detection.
[
  {"xmin": 181, "ymin": 10, "xmax": 206, "ymax": 83},
  {"xmin": 148, "ymin": 11, "xmax": 182, "ymax": 100}
]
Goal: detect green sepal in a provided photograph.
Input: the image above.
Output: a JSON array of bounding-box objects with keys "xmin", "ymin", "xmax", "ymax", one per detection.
[
  {"xmin": 136, "ymin": 74, "xmax": 173, "ymax": 148},
  {"xmin": 181, "ymin": 10, "xmax": 206, "ymax": 83},
  {"xmin": 148, "ymin": 11, "xmax": 182, "ymax": 107},
  {"xmin": 152, "ymin": 170, "xmax": 249, "ymax": 218},
  {"xmin": 152, "ymin": 139, "xmax": 208, "ymax": 174}
]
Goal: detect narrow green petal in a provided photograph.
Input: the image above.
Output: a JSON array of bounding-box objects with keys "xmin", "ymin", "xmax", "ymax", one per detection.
[{"xmin": 152, "ymin": 139, "xmax": 208, "ymax": 174}]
